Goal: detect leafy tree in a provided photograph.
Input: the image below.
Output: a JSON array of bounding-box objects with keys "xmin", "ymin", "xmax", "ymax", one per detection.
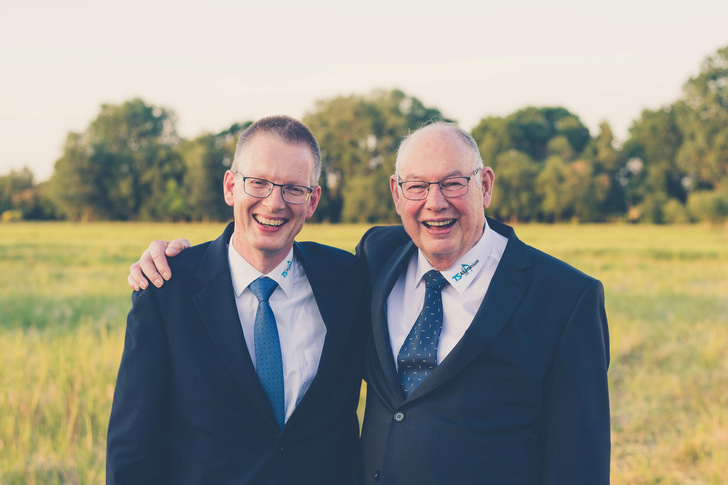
[
  {"xmin": 581, "ymin": 122, "xmax": 624, "ymax": 219},
  {"xmin": 0, "ymin": 167, "xmax": 34, "ymax": 214},
  {"xmin": 687, "ymin": 190, "xmax": 728, "ymax": 226},
  {"xmin": 503, "ymin": 107, "xmax": 590, "ymax": 162},
  {"xmin": 471, "ymin": 116, "xmax": 512, "ymax": 166},
  {"xmin": 0, "ymin": 167, "xmax": 56, "ymax": 220},
  {"xmin": 177, "ymin": 122, "xmax": 250, "ymax": 221},
  {"xmin": 48, "ymin": 98, "xmax": 182, "ymax": 220},
  {"xmin": 536, "ymin": 156, "xmax": 571, "ymax": 221},
  {"xmin": 472, "ymin": 106, "xmax": 592, "ymax": 222},
  {"xmin": 304, "ymin": 89, "xmax": 450, "ymax": 223},
  {"xmin": 676, "ymin": 46, "xmax": 728, "ymax": 191},
  {"xmin": 488, "ymin": 150, "xmax": 541, "ymax": 223}
]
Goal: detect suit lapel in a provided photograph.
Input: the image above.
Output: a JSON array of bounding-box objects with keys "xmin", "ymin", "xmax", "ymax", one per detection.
[
  {"xmin": 403, "ymin": 219, "xmax": 534, "ymax": 402},
  {"xmin": 369, "ymin": 240, "xmax": 419, "ymax": 404},
  {"xmin": 192, "ymin": 222, "xmax": 281, "ymax": 432},
  {"xmin": 284, "ymin": 243, "xmax": 334, "ymax": 425}
]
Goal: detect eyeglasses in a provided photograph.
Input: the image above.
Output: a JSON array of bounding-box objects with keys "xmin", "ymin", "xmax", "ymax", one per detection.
[
  {"xmin": 234, "ymin": 172, "xmax": 314, "ymax": 204},
  {"xmin": 397, "ymin": 168, "xmax": 481, "ymax": 200}
]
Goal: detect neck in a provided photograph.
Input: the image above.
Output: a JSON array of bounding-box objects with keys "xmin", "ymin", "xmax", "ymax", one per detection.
[{"xmin": 232, "ymin": 239, "xmax": 291, "ymax": 275}]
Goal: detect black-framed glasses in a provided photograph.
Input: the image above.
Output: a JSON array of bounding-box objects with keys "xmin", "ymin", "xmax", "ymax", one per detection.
[
  {"xmin": 234, "ymin": 172, "xmax": 314, "ymax": 204},
  {"xmin": 397, "ymin": 168, "xmax": 481, "ymax": 200}
]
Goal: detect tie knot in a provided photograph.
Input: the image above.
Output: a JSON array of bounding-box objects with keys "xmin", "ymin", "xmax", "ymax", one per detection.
[
  {"xmin": 424, "ymin": 270, "xmax": 448, "ymax": 291},
  {"xmin": 249, "ymin": 277, "xmax": 278, "ymax": 302}
]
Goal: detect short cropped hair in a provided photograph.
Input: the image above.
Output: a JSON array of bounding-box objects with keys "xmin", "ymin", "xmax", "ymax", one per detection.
[
  {"xmin": 395, "ymin": 121, "xmax": 483, "ymax": 176},
  {"xmin": 231, "ymin": 115, "xmax": 322, "ymax": 185}
]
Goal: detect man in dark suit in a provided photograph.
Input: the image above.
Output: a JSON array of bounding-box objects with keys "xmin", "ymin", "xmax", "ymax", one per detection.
[
  {"xmin": 354, "ymin": 122, "xmax": 610, "ymax": 484},
  {"xmin": 129, "ymin": 122, "xmax": 610, "ymax": 484},
  {"xmin": 107, "ymin": 116, "xmax": 365, "ymax": 484}
]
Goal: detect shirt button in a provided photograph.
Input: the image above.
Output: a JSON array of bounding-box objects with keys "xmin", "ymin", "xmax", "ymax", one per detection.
[
  {"xmin": 373, "ymin": 470, "xmax": 381, "ymax": 481},
  {"xmin": 393, "ymin": 411, "xmax": 405, "ymax": 422}
]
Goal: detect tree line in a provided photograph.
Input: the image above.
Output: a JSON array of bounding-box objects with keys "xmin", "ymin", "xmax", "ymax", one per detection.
[{"xmin": 2, "ymin": 46, "xmax": 727, "ymax": 225}]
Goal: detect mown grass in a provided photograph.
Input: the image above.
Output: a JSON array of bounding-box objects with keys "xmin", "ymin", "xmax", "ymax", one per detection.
[{"xmin": 1, "ymin": 221, "xmax": 726, "ymax": 484}]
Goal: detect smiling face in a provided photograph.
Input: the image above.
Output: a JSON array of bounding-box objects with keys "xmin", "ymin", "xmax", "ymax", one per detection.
[
  {"xmin": 391, "ymin": 125, "xmax": 494, "ymax": 271},
  {"xmin": 223, "ymin": 133, "xmax": 320, "ymax": 273}
]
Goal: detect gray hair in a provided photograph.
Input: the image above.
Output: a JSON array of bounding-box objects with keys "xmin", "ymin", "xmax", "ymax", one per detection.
[
  {"xmin": 231, "ymin": 115, "xmax": 322, "ymax": 185},
  {"xmin": 395, "ymin": 121, "xmax": 483, "ymax": 176}
]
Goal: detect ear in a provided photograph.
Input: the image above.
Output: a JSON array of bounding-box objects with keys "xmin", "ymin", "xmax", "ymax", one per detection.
[
  {"xmin": 390, "ymin": 175, "xmax": 402, "ymax": 216},
  {"xmin": 223, "ymin": 170, "xmax": 236, "ymax": 207},
  {"xmin": 305, "ymin": 185, "xmax": 322, "ymax": 219},
  {"xmin": 481, "ymin": 167, "xmax": 495, "ymax": 209}
]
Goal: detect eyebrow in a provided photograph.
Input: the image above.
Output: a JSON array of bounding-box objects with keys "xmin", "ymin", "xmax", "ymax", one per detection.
[{"xmin": 399, "ymin": 170, "xmax": 468, "ymax": 181}]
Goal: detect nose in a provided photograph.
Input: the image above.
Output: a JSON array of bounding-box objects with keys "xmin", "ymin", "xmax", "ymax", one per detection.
[
  {"xmin": 424, "ymin": 183, "xmax": 448, "ymax": 209},
  {"xmin": 262, "ymin": 185, "xmax": 287, "ymax": 210}
]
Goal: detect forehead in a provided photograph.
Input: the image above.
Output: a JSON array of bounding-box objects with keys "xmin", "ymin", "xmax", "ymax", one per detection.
[
  {"xmin": 398, "ymin": 129, "xmax": 473, "ymax": 179},
  {"xmin": 239, "ymin": 134, "xmax": 315, "ymax": 174}
]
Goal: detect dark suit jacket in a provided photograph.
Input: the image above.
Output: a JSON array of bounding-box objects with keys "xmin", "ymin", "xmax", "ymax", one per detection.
[
  {"xmin": 107, "ymin": 222, "xmax": 366, "ymax": 485},
  {"xmin": 356, "ymin": 218, "xmax": 610, "ymax": 485}
]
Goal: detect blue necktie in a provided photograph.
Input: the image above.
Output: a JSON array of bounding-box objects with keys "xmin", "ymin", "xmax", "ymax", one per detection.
[
  {"xmin": 397, "ymin": 270, "xmax": 449, "ymax": 397},
  {"xmin": 249, "ymin": 277, "xmax": 285, "ymax": 429}
]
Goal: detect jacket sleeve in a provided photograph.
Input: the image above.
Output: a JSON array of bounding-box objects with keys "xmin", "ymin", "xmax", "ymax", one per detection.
[
  {"xmin": 540, "ymin": 279, "xmax": 611, "ymax": 484},
  {"xmin": 106, "ymin": 289, "xmax": 169, "ymax": 484}
]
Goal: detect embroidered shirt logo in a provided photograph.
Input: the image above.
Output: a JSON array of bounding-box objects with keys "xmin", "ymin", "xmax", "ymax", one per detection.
[
  {"xmin": 281, "ymin": 260, "xmax": 293, "ymax": 278},
  {"xmin": 451, "ymin": 260, "xmax": 480, "ymax": 282}
]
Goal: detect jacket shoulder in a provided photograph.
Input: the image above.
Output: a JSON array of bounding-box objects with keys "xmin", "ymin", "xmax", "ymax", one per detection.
[
  {"xmin": 357, "ymin": 225, "xmax": 410, "ymax": 260},
  {"xmin": 355, "ymin": 225, "xmax": 411, "ymax": 281},
  {"xmin": 166, "ymin": 240, "xmax": 212, "ymax": 275},
  {"xmin": 295, "ymin": 241, "xmax": 360, "ymax": 273}
]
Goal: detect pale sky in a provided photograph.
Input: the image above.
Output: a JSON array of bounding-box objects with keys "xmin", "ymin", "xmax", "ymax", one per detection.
[{"xmin": 1, "ymin": 0, "xmax": 727, "ymax": 182}]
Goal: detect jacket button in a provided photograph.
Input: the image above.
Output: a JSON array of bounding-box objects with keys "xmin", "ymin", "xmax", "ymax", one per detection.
[
  {"xmin": 393, "ymin": 411, "xmax": 405, "ymax": 422},
  {"xmin": 373, "ymin": 470, "xmax": 380, "ymax": 481}
]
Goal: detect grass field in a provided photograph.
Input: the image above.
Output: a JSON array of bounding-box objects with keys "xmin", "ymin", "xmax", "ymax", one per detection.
[{"xmin": 1, "ymin": 221, "xmax": 727, "ymax": 484}]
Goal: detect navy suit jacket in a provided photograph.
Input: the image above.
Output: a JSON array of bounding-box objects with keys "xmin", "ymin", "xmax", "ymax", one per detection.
[
  {"xmin": 107, "ymin": 222, "xmax": 366, "ymax": 485},
  {"xmin": 356, "ymin": 219, "xmax": 610, "ymax": 484}
]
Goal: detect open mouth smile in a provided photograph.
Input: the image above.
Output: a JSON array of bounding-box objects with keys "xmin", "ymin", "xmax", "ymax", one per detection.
[
  {"xmin": 255, "ymin": 215, "xmax": 287, "ymax": 227},
  {"xmin": 423, "ymin": 219, "xmax": 456, "ymax": 229}
]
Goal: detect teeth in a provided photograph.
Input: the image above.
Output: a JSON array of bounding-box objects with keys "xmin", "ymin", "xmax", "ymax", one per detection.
[
  {"xmin": 427, "ymin": 220, "xmax": 455, "ymax": 227},
  {"xmin": 256, "ymin": 216, "xmax": 285, "ymax": 227}
]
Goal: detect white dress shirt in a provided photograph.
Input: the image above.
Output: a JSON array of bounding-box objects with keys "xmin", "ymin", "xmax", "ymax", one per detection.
[
  {"xmin": 227, "ymin": 236, "xmax": 327, "ymax": 424},
  {"xmin": 387, "ymin": 219, "xmax": 508, "ymax": 368}
]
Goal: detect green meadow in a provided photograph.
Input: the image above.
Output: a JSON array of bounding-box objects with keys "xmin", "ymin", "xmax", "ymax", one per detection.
[{"xmin": 1, "ymin": 222, "xmax": 727, "ymax": 484}]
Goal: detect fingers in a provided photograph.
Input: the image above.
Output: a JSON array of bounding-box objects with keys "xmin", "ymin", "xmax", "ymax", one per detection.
[
  {"xmin": 127, "ymin": 238, "xmax": 190, "ymax": 291},
  {"xmin": 128, "ymin": 271, "xmax": 141, "ymax": 292},
  {"xmin": 144, "ymin": 241, "xmax": 171, "ymax": 288},
  {"xmin": 166, "ymin": 238, "xmax": 191, "ymax": 257},
  {"xmin": 128, "ymin": 259, "xmax": 148, "ymax": 291}
]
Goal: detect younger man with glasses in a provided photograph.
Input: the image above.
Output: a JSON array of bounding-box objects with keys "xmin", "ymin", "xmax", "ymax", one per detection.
[{"xmin": 107, "ymin": 116, "xmax": 366, "ymax": 484}]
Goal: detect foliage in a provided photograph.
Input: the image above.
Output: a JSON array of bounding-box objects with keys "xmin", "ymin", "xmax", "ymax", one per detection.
[
  {"xmin": 676, "ymin": 46, "xmax": 728, "ymax": 191},
  {"xmin": 303, "ymin": 89, "xmax": 451, "ymax": 223},
  {"xmin": 0, "ymin": 168, "xmax": 56, "ymax": 220},
  {"xmin": 687, "ymin": 190, "xmax": 728, "ymax": 226},
  {"xmin": 46, "ymin": 99, "xmax": 183, "ymax": 221},
  {"xmin": 2, "ymin": 46, "xmax": 728, "ymax": 224},
  {"xmin": 176, "ymin": 122, "xmax": 250, "ymax": 222}
]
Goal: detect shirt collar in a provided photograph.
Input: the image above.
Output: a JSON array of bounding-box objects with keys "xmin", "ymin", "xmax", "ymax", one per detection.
[
  {"xmin": 415, "ymin": 218, "xmax": 495, "ymax": 295},
  {"xmin": 228, "ymin": 234, "xmax": 296, "ymax": 298}
]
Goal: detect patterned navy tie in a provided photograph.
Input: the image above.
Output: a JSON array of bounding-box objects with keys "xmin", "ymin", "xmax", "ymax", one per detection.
[
  {"xmin": 249, "ymin": 277, "xmax": 285, "ymax": 429},
  {"xmin": 397, "ymin": 270, "xmax": 449, "ymax": 397}
]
